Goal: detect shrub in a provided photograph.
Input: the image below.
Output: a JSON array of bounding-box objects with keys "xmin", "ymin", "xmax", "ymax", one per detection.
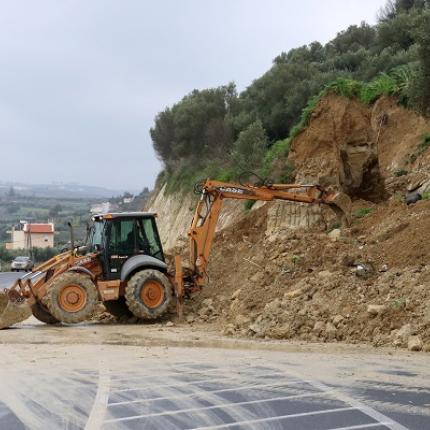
[
  {"xmin": 394, "ymin": 169, "xmax": 408, "ymax": 176},
  {"xmin": 244, "ymin": 200, "xmax": 256, "ymax": 211},
  {"xmin": 355, "ymin": 207, "xmax": 373, "ymax": 218}
]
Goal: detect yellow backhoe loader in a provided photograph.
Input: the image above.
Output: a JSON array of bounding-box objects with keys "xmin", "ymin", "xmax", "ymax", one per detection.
[{"xmin": 0, "ymin": 178, "xmax": 350, "ymax": 328}]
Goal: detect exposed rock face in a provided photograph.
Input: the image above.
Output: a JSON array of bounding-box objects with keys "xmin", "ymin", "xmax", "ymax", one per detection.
[{"xmin": 289, "ymin": 95, "xmax": 385, "ymax": 202}]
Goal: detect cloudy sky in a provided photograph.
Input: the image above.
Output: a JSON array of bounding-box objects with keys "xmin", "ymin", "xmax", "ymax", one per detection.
[{"xmin": 0, "ymin": 0, "xmax": 386, "ymax": 191}]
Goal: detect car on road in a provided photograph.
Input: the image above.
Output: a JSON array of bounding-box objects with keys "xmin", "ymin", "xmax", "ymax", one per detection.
[{"xmin": 11, "ymin": 256, "xmax": 34, "ymax": 272}]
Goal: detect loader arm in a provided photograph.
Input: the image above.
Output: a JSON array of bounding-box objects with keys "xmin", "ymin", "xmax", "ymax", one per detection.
[{"xmin": 173, "ymin": 179, "xmax": 351, "ymax": 317}]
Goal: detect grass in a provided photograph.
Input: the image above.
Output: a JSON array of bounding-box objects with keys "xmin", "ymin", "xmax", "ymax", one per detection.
[
  {"xmin": 326, "ymin": 222, "xmax": 341, "ymax": 233},
  {"xmin": 244, "ymin": 200, "xmax": 256, "ymax": 211},
  {"xmin": 394, "ymin": 169, "xmax": 408, "ymax": 177},
  {"xmin": 418, "ymin": 133, "xmax": 430, "ymax": 154},
  {"xmin": 355, "ymin": 207, "xmax": 373, "ymax": 218}
]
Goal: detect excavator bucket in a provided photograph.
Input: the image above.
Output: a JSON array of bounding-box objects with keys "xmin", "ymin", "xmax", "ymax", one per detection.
[
  {"xmin": 327, "ymin": 191, "xmax": 352, "ymax": 226},
  {"xmin": 0, "ymin": 289, "xmax": 32, "ymax": 329}
]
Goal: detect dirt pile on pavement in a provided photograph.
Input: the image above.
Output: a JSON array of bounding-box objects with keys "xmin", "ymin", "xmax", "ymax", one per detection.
[{"xmin": 183, "ymin": 95, "xmax": 430, "ymax": 352}]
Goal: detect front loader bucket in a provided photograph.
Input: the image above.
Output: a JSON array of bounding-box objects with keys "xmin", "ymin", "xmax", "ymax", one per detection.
[{"xmin": 0, "ymin": 289, "xmax": 32, "ymax": 329}]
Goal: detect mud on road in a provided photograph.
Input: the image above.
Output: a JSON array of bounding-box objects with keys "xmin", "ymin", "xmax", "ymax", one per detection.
[{"xmin": 1, "ymin": 318, "xmax": 429, "ymax": 430}]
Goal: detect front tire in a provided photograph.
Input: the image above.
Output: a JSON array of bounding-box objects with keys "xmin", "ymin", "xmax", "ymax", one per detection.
[
  {"xmin": 46, "ymin": 273, "xmax": 98, "ymax": 324},
  {"xmin": 125, "ymin": 269, "xmax": 172, "ymax": 320}
]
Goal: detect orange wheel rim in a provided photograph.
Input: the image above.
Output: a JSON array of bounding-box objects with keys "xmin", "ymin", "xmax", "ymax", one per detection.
[
  {"xmin": 59, "ymin": 284, "xmax": 87, "ymax": 313},
  {"xmin": 140, "ymin": 281, "xmax": 164, "ymax": 308}
]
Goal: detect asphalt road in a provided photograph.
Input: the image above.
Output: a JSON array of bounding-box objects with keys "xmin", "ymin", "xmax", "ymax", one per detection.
[
  {"xmin": 0, "ymin": 271, "xmax": 23, "ymax": 289},
  {"xmin": 0, "ymin": 321, "xmax": 429, "ymax": 430}
]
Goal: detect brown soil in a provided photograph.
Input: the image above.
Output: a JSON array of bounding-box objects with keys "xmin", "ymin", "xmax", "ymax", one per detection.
[{"xmin": 181, "ymin": 95, "xmax": 430, "ymax": 352}]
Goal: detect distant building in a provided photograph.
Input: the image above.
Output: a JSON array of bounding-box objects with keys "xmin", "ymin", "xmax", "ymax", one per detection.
[
  {"xmin": 90, "ymin": 202, "xmax": 111, "ymax": 214},
  {"xmin": 6, "ymin": 222, "xmax": 55, "ymax": 250}
]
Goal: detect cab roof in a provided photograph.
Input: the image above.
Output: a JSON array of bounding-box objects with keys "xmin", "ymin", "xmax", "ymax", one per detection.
[{"xmin": 92, "ymin": 212, "xmax": 157, "ymax": 221}]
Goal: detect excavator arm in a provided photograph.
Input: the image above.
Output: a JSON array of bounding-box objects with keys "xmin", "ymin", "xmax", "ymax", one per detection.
[{"xmin": 173, "ymin": 179, "xmax": 351, "ymax": 317}]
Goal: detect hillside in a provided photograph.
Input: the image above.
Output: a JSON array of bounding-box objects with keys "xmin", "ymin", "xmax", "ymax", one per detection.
[
  {"xmin": 148, "ymin": 92, "xmax": 430, "ymax": 352},
  {"xmin": 145, "ymin": 1, "xmax": 430, "ymax": 352}
]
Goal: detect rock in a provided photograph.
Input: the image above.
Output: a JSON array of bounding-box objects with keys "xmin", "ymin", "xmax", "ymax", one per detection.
[
  {"xmin": 325, "ymin": 322, "xmax": 337, "ymax": 340},
  {"xmin": 355, "ymin": 264, "xmax": 373, "ymax": 278},
  {"xmin": 249, "ymin": 272, "xmax": 265, "ymax": 284},
  {"xmin": 423, "ymin": 306, "xmax": 430, "ymax": 324},
  {"xmin": 408, "ymin": 336, "xmax": 423, "ymax": 352},
  {"xmin": 186, "ymin": 314, "xmax": 195, "ymax": 323},
  {"xmin": 222, "ymin": 324, "xmax": 235, "ymax": 336},
  {"xmin": 392, "ymin": 323, "xmax": 411, "ymax": 347},
  {"xmin": 235, "ymin": 314, "xmax": 251, "ymax": 327},
  {"xmin": 268, "ymin": 324, "xmax": 291, "ymax": 339},
  {"xmin": 405, "ymin": 192, "xmax": 422, "ymax": 205},
  {"xmin": 332, "ymin": 315, "xmax": 344, "ymax": 326},
  {"xmin": 379, "ymin": 264, "xmax": 388, "ymax": 272},
  {"xmin": 317, "ymin": 270, "xmax": 332, "ymax": 279},
  {"xmin": 165, "ymin": 321, "xmax": 174, "ymax": 327},
  {"xmin": 423, "ymin": 343, "xmax": 430, "ymax": 353},
  {"xmin": 313, "ymin": 321, "xmax": 325, "ymax": 334},
  {"xmin": 367, "ymin": 304, "xmax": 387, "ymax": 316},
  {"xmin": 201, "ymin": 298, "xmax": 213, "ymax": 307},
  {"xmin": 328, "ymin": 228, "xmax": 341, "ymax": 242},
  {"xmin": 231, "ymin": 289, "xmax": 241, "ymax": 300}
]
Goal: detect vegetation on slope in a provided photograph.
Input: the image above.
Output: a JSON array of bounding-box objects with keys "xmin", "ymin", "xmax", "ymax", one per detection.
[{"xmin": 151, "ymin": 0, "xmax": 430, "ymax": 192}]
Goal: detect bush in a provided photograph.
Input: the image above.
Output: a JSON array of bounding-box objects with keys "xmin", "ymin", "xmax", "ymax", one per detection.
[
  {"xmin": 355, "ymin": 207, "xmax": 373, "ymax": 217},
  {"xmin": 394, "ymin": 169, "xmax": 408, "ymax": 176},
  {"xmin": 244, "ymin": 200, "xmax": 256, "ymax": 211}
]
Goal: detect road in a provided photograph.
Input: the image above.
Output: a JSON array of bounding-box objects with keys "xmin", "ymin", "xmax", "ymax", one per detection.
[
  {"xmin": 0, "ymin": 318, "xmax": 429, "ymax": 430},
  {"xmin": 0, "ymin": 271, "xmax": 23, "ymax": 289}
]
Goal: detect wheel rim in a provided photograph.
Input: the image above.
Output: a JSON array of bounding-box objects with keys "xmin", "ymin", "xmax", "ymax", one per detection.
[
  {"xmin": 140, "ymin": 281, "xmax": 164, "ymax": 309},
  {"xmin": 59, "ymin": 284, "xmax": 87, "ymax": 313}
]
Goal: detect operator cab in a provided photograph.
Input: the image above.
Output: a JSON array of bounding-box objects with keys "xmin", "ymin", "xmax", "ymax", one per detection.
[{"xmin": 87, "ymin": 212, "xmax": 165, "ymax": 280}]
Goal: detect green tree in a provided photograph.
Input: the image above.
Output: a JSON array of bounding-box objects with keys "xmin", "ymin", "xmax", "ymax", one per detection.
[
  {"xmin": 413, "ymin": 10, "xmax": 430, "ymax": 114},
  {"xmin": 231, "ymin": 120, "xmax": 268, "ymax": 171}
]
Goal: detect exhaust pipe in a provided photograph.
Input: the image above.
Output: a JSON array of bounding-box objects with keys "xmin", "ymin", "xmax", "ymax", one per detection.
[{"xmin": 67, "ymin": 221, "xmax": 75, "ymax": 252}]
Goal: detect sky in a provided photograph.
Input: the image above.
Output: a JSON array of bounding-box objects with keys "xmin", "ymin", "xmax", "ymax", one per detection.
[{"xmin": 0, "ymin": 0, "xmax": 387, "ymax": 191}]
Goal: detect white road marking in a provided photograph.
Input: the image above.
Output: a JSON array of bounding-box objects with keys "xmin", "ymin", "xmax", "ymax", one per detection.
[
  {"xmin": 186, "ymin": 407, "xmax": 357, "ymax": 430},
  {"xmin": 109, "ymin": 367, "xmax": 288, "ymax": 389},
  {"xmin": 110, "ymin": 371, "xmax": 298, "ymax": 394},
  {"xmin": 107, "ymin": 379, "xmax": 306, "ymax": 406},
  {"xmin": 104, "ymin": 390, "xmax": 333, "ymax": 423},
  {"xmin": 327, "ymin": 423, "xmax": 391, "ymax": 429},
  {"xmin": 85, "ymin": 366, "xmax": 111, "ymax": 430},
  {"xmin": 298, "ymin": 378, "xmax": 409, "ymax": 430}
]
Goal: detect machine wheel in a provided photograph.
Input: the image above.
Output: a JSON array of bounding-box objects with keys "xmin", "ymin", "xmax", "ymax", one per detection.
[
  {"xmin": 31, "ymin": 302, "xmax": 59, "ymax": 324},
  {"xmin": 46, "ymin": 273, "xmax": 98, "ymax": 324},
  {"xmin": 125, "ymin": 269, "xmax": 172, "ymax": 320},
  {"xmin": 103, "ymin": 297, "xmax": 133, "ymax": 318}
]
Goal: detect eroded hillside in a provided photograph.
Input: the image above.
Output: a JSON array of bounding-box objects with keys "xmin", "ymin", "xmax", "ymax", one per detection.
[{"xmin": 148, "ymin": 94, "xmax": 430, "ymax": 351}]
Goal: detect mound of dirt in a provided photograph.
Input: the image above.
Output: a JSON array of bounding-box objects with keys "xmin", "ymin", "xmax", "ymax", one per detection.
[{"xmin": 181, "ymin": 95, "xmax": 430, "ymax": 352}]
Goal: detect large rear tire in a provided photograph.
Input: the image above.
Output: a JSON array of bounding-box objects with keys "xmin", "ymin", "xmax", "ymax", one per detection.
[
  {"xmin": 46, "ymin": 273, "xmax": 98, "ymax": 324},
  {"xmin": 125, "ymin": 269, "xmax": 172, "ymax": 320},
  {"xmin": 103, "ymin": 297, "xmax": 133, "ymax": 318},
  {"xmin": 32, "ymin": 302, "xmax": 59, "ymax": 324}
]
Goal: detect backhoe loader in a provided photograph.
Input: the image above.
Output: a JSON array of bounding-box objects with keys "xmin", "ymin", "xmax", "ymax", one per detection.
[{"xmin": 0, "ymin": 179, "xmax": 350, "ymax": 328}]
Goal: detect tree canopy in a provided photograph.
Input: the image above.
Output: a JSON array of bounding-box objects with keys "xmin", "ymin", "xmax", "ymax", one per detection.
[{"xmin": 150, "ymin": 1, "xmax": 430, "ymax": 191}]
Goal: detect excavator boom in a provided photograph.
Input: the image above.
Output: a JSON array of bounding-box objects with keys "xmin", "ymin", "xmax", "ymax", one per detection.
[{"xmin": 173, "ymin": 179, "xmax": 351, "ymax": 317}]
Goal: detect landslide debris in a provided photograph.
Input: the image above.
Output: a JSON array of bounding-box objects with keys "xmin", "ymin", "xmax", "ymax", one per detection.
[{"xmin": 181, "ymin": 95, "xmax": 430, "ymax": 352}]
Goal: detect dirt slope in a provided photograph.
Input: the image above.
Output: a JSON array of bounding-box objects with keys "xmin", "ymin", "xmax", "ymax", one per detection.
[{"xmin": 151, "ymin": 94, "xmax": 430, "ymax": 352}]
